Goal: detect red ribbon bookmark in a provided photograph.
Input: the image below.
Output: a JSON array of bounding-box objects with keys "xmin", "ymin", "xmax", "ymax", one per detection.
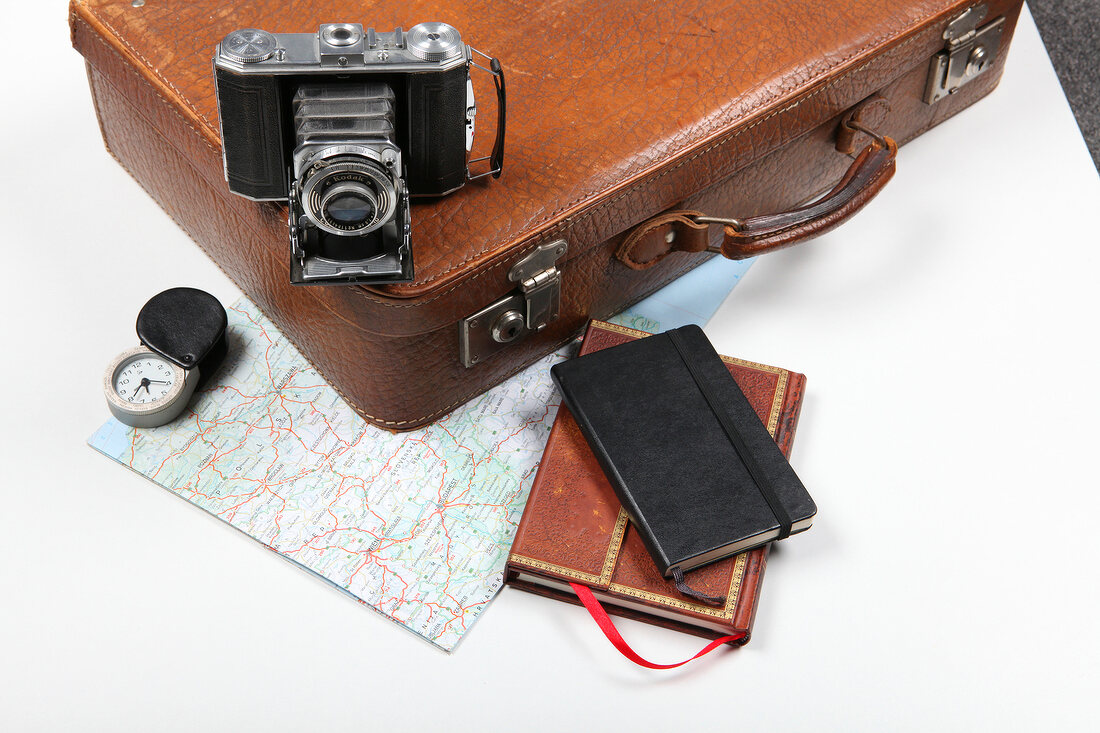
[{"xmin": 569, "ymin": 582, "xmax": 744, "ymax": 669}]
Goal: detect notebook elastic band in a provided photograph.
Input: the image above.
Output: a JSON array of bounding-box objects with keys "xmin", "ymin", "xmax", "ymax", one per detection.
[
  {"xmin": 671, "ymin": 566, "xmax": 726, "ymax": 606},
  {"xmin": 666, "ymin": 329, "xmax": 793, "ymax": 540}
]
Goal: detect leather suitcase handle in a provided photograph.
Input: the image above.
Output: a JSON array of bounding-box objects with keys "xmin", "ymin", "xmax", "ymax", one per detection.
[{"xmin": 616, "ymin": 129, "xmax": 897, "ymax": 269}]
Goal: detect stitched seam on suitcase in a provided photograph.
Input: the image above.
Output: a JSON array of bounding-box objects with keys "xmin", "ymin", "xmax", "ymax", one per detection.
[
  {"xmin": 75, "ymin": 3, "xmax": 214, "ymax": 129},
  {"xmin": 84, "ymin": 62, "xmax": 113, "ymax": 155},
  {"xmin": 79, "ymin": 0, "xmax": 956, "ymax": 302},
  {"xmin": 74, "ymin": 14, "xmax": 220, "ymax": 158}
]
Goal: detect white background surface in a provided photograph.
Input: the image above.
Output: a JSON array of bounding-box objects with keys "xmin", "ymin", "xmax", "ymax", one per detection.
[{"xmin": 2, "ymin": 4, "xmax": 1098, "ymax": 731}]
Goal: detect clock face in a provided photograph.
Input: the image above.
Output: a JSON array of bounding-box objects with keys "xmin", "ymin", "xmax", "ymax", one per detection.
[
  {"xmin": 114, "ymin": 353, "xmax": 177, "ymax": 404},
  {"xmin": 104, "ymin": 347, "xmax": 198, "ymax": 428}
]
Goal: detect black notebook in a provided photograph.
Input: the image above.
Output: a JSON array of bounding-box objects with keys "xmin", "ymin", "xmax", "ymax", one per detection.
[{"xmin": 550, "ymin": 324, "xmax": 816, "ymax": 577}]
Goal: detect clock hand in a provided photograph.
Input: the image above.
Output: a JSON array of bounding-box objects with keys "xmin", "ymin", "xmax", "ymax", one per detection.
[
  {"xmin": 136, "ymin": 378, "xmax": 151, "ymax": 395},
  {"xmin": 146, "ymin": 379, "xmax": 171, "ymax": 385}
]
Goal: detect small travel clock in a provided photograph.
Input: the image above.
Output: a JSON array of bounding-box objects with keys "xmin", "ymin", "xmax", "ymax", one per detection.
[
  {"xmin": 103, "ymin": 288, "xmax": 228, "ymax": 428},
  {"xmin": 104, "ymin": 346, "xmax": 199, "ymax": 428}
]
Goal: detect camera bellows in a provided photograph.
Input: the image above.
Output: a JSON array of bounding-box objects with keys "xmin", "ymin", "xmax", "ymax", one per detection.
[{"xmin": 293, "ymin": 83, "xmax": 396, "ymax": 146}]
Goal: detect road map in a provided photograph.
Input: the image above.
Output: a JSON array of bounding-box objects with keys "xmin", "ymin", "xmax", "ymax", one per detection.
[{"xmin": 88, "ymin": 256, "xmax": 751, "ymax": 651}]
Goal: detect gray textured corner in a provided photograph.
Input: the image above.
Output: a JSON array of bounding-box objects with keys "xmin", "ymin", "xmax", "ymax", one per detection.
[{"xmin": 1029, "ymin": 0, "xmax": 1100, "ymax": 171}]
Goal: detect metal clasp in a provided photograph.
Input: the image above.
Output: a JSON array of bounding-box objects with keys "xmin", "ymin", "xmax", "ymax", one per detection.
[
  {"xmin": 691, "ymin": 215, "xmax": 744, "ymax": 231},
  {"xmin": 840, "ymin": 120, "xmax": 890, "ymax": 148},
  {"xmin": 924, "ymin": 3, "xmax": 1005, "ymax": 104},
  {"xmin": 688, "ymin": 215, "xmax": 744, "ymax": 254},
  {"xmin": 458, "ymin": 240, "xmax": 567, "ymax": 367}
]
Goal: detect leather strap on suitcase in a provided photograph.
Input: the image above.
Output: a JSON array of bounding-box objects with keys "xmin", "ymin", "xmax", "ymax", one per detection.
[{"xmin": 619, "ymin": 126, "xmax": 898, "ymax": 268}]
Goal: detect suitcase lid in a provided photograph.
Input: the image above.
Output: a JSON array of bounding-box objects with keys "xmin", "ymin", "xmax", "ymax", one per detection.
[{"xmin": 72, "ymin": 0, "xmax": 983, "ymax": 327}]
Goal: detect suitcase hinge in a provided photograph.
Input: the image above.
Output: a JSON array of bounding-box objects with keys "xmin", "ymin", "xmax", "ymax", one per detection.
[
  {"xmin": 459, "ymin": 240, "xmax": 568, "ymax": 367},
  {"xmin": 924, "ymin": 3, "xmax": 1005, "ymax": 104}
]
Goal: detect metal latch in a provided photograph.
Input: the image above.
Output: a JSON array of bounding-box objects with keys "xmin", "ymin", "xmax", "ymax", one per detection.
[
  {"xmin": 924, "ymin": 3, "xmax": 1005, "ymax": 104},
  {"xmin": 459, "ymin": 240, "xmax": 568, "ymax": 367}
]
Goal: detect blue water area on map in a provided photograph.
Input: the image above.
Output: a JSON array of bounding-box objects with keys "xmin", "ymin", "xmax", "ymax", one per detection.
[
  {"xmin": 88, "ymin": 416, "xmax": 133, "ymax": 457},
  {"xmin": 612, "ymin": 255, "xmax": 753, "ymax": 331}
]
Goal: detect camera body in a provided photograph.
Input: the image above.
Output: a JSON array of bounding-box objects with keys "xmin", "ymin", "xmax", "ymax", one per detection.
[{"xmin": 213, "ymin": 23, "xmax": 502, "ymax": 285}]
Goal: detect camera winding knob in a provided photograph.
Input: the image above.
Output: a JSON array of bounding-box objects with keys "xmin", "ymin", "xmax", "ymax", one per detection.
[
  {"xmin": 221, "ymin": 29, "xmax": 277, "ymax": 64},
  {"xmin": 407, "ymin": 23, "xmax": 463, "ymax": 62}
]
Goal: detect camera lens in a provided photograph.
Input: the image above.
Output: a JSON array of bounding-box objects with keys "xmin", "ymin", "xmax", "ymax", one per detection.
[
  {"xmin": 323, "ymin": 184, "xmax": 378, "ymax": 227},
  {"xmin": 300, "ymin": 156, "xmax": 398, "ymax": 236}
]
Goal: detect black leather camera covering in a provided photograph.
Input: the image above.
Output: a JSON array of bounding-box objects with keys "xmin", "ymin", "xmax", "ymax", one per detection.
[
  {"xmin": 214, "ymin": 67, "xmax": 288, "ymax": 200},
  {"xmin": 404, "ymin": 64, "xmax": 470, "ymax": 195},
  {"xmin": 135, "ymin": 287, "xmax": 228, "ymax": 387}
]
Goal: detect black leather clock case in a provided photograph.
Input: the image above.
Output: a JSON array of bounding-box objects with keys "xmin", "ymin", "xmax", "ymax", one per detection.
[{"xmin": 135, "ymin": 287, "xmax": 228, "ymax": 387}]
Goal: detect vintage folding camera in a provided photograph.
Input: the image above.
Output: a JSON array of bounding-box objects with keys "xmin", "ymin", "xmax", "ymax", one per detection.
[{"xmin": 213, "ymin": 22, "xmax": 505, "ymax": 285}]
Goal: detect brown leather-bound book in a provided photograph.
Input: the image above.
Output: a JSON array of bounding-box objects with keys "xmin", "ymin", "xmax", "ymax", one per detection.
[{"xmin": 506, "ymin": 320, "xmax": 806, "ymax": 644}]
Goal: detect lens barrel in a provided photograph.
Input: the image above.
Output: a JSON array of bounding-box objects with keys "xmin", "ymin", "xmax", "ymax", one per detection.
[{"xmin": 299, "ymin": 156, "xmax": 398, "ymax": 237}]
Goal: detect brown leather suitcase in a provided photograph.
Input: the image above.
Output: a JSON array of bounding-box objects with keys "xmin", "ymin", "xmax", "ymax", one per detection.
[{"xmin": 71, "ymin": 0, "xmax": 1023, "ymax": 430}]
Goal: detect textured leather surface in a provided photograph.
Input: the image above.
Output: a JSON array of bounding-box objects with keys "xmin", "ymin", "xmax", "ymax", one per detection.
[
  {"xmin": 507, "ymin": 321, "xmax": 806, "ymax": 642},
  {"xmin": 71, "ymin": 0, "xmax": 1023, "ymax": 428},
  {"xmin": 550, "ymin": 324, "xmax": 815, "ymax": 573}
]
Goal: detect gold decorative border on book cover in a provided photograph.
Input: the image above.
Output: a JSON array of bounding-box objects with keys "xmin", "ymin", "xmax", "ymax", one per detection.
[
  {"xmin": 509, "ymin": 509, "xmax": 629, "ymax": 587},
  {"xmin": 586, "ymin": 321, "xmax": 653, "ymax": 340},
  {"xmin": 608, "ymin": 552, "xmax": 748, "ymax": 619},
  {"xmin": 716, "ymin": 354, "xmax": 788, "ymax": 437}
]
